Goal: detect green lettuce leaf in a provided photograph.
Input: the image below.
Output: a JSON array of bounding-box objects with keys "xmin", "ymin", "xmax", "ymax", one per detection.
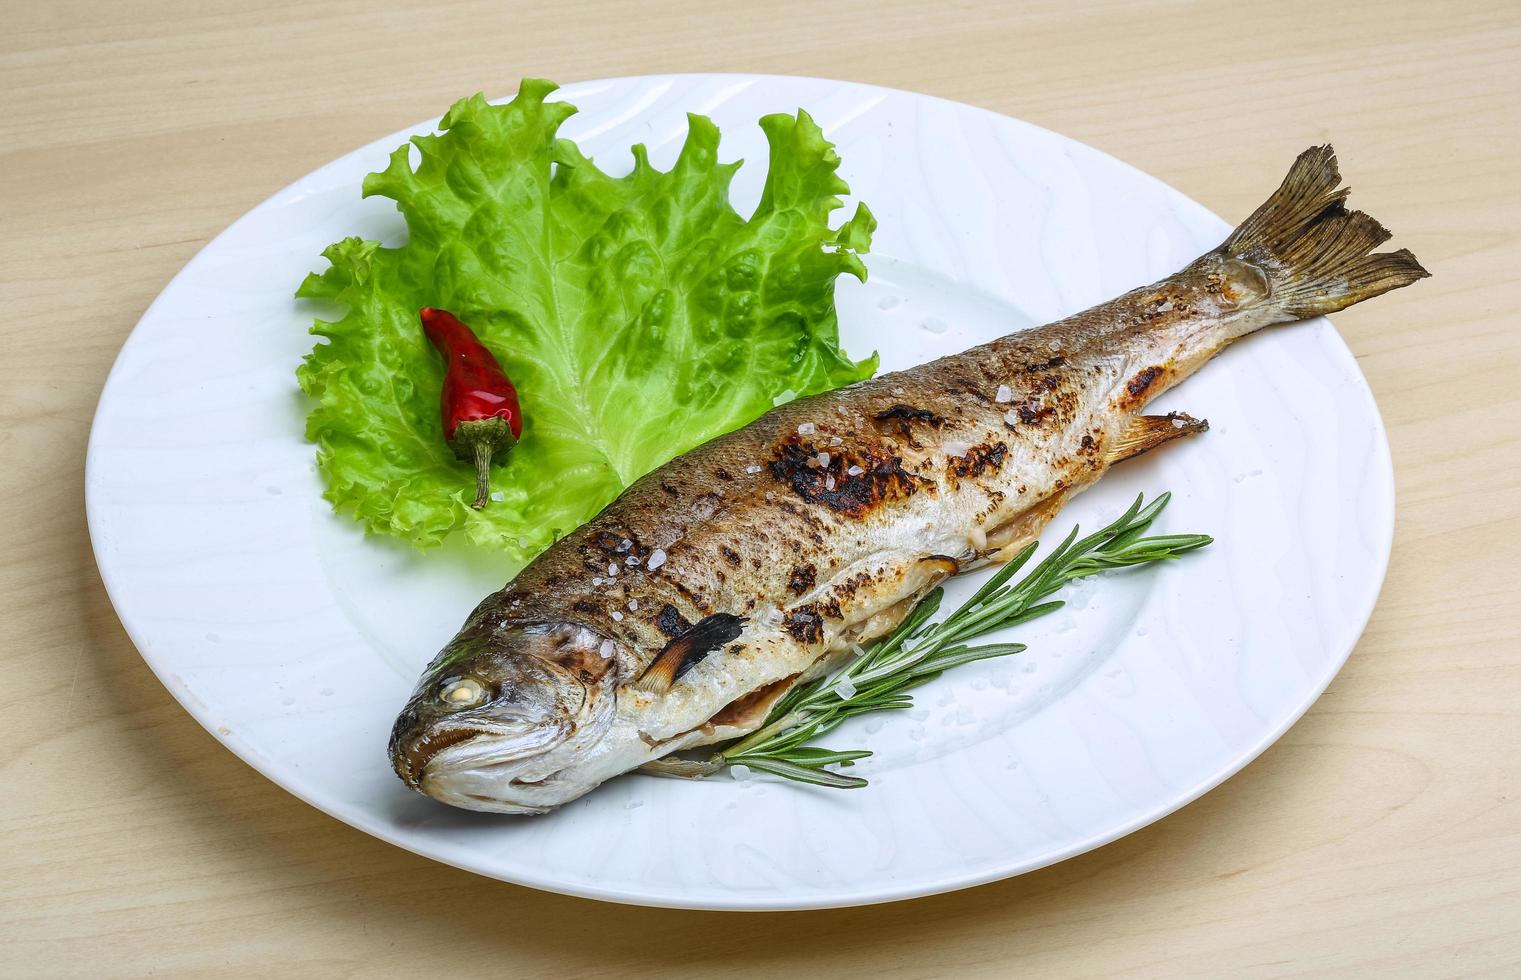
[{"xmin": 296, "ymin": 79, "xmax": 876, "ymax": 563}]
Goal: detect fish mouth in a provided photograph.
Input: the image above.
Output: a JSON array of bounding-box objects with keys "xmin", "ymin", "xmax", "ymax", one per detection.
[
  {"xmin": 396, "ymin": 725, "xmax": 497, "ymax": 788},
  {"xmin": 403, "ymin": 701, "xmax": 616, "ymax": 814}
]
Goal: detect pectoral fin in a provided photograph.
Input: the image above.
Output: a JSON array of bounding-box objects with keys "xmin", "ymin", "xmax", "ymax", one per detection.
[
  {"xmin": 632, "ymin": 613, "xmax": 747, "ymax": 694},
  {"xmin": 1107, "ymin": 412, "xmax": 1208, "ymax": 464}
]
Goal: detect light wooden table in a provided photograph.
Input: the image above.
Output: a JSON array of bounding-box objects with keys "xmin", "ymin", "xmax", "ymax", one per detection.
[{"xmin": 3, "ymin": 0, "xmax": 1517, "ymax": 975}]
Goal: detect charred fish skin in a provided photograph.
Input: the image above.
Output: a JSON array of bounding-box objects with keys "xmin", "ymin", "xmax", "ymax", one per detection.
[{"xmin": 390, "ymin": 146, "xmax": 1427, "ymax": 812}]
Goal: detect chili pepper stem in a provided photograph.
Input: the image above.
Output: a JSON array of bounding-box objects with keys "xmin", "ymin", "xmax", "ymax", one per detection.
[
  {"xmin": 470, "ymin": 441, "xmax": 493, "ymax": 509},
  {"xmin": 450, "ymin": 416, "xmax": 516, "ymax": 510}
]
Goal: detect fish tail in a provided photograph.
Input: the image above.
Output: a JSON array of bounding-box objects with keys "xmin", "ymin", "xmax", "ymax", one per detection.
[{"xmin": 1223, "ymin": 145, "xmax": 1429, "ymax": 318}]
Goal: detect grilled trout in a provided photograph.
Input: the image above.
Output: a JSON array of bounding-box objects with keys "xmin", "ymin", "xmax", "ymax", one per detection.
[{"xmin": 389, "ymin": 146, "xmax": 1426, "ymax": 813}]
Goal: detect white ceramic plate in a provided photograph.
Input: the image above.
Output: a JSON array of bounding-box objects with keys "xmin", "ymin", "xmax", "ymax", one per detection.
[{"xmin": 86, "ymin": 74, "xmax": 1393, "ymax": 910}]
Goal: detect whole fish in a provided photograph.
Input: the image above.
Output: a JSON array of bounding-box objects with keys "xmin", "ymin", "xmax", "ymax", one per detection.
[{"xmin": 389, "ymin": 146, "xmax": 1426, "ymax": 813}]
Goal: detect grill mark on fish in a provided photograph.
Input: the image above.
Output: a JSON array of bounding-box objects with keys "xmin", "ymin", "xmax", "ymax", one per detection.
[
  {"xmin": 1016, "ymin": 399, "xmax": 1055, "ymax": 425},
  {"xmin": 1127, "ymin": 366, "xmax": 1163, "ymax": 398},
  {"xmin": 782, "ymin": 607, "xmax": 824, "ymax": 644},
  {"xmin": 872, "ymin": 403, "xmax": 947, "ymax": 447},
  {"xmin": 787, "ymin": 563, "xmax": 816, "ymax": 595},
  {"xmin": 663, "ymin": 576, "xmax": 714, "ymax": 616},
  {"xmin": 655, "ymin": 604, "xmax": 689, "ymax": 638},
  {"xmin": 1024, "ymin": 355, "xmax": 1066, "ymax": 372},
  {"xmin": 771, "ymin": 440, "xmax": 932, "ymax": 517},
  {"xmin": 873, "ymin": 404, "xmax": 943, "ymax": 426},
  {"xmin": 949, "ymin": 442, "xmax": 1008, "ymax": 481},
  {"xmin": 832, "ymin": 569, "xmax": 875, "ymax": 601}
]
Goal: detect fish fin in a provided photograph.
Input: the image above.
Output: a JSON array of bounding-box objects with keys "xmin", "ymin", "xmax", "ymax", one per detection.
[
  {"xmin": 632, "ymin": 613, "xmax": 747, "ymax": 695},
  {"xmin": 919, "ymin": 555, "xmax": 960, "ymax": 578},
  {"xmin": 1223, "ymin": 145, "xmax": 1429, "ymax": 318},
  {"xmin": 1108, "ymin": 412, "xmax": 1208, "ymax": 464}
]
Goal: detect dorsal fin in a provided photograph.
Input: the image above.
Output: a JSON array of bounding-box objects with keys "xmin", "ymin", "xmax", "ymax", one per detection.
[{"xmin": 632, "ymin": 613, "xmax": 747, "ymax": 694}]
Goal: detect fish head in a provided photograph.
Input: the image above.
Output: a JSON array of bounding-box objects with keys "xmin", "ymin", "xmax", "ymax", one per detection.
[{"xmin": 388, "ymin": 620, "xmax": 619, "ymax": 814}]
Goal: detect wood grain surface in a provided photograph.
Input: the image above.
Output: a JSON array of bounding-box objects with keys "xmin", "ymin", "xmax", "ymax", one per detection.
[{"xmin": 2, "ymin": 0, "xmax": 1517, "ymax": 975}]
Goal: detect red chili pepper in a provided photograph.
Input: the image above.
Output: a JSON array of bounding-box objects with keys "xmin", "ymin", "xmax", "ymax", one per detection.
[{"xmin": 419, "ymin": 308, "xmax": 523, "ymax": 510}]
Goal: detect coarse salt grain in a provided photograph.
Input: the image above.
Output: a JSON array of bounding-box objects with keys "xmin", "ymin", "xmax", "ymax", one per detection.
[
  {"xmin": 824, "ymin": 474, "xmax": 836, "ymax": 490},
  {"xmin": 626, "ymin": 555, "xmax": 641, "ymax": 566},
  {"xmin": 593, "ymin": 577, "xmax": 604, "ymax": 586},
  {"xmin": 744, "ymin": 464, "xmax": 762, "ymax": 474},
  {"xmin": 1004, "ymin": 409, "xmax": 1020, "ymax": 426},
  {"xmin": 797, "ymin": 422, "xmax": 816, "ymax": 435},
  {"xmin": 764, "ymin": 491, "xmax": 776, "ymax": 501},
  {"xmin": 817, "ymin": 452, "xmax": 831, "ymax": 466},
  {"xmin": 647, "ymin": 549, "xmax": 667, "ymax": 570},
  {"xmin": 628, "ymin": 599, "xmax": 639, "ymax": 611},
  {"xmin": 829, "ymin": 435, "xmax": 843, "ymax": 446},
  {"xmin": 847, "ymin": 465, "xmax": 865, "ymax": 476},
  {"xmin": 611, "ymin": 610, "xmax": 624, "ymax": 621},
  {"xmin": 608, "ymin": 563, "xmax": 619, "ymax": 576},
  {"xmin": 995, "ymin": 384, "xmax": 1013, "ymax": 403},
  {"xmin": 598, "ymin": 639, "xmax": 616, "ymax": 659},
  {"xmin": 763, "ymin": 609, "xmax": 785, "ymax": 626},
  {"xmin": 1171, "ymin": 416, "xmax": 1188, "ymax": 428}
]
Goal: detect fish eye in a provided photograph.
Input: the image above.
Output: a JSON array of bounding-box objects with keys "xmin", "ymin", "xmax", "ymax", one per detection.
[{"xmin": 438, "ymin": 676, "xmax": 486, "ymax": 707}]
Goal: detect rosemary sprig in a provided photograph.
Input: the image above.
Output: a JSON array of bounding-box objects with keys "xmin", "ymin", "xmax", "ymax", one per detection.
[{"xmin": 709, "ymin": 492, "xmax": 1211, "ymax": 788}]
